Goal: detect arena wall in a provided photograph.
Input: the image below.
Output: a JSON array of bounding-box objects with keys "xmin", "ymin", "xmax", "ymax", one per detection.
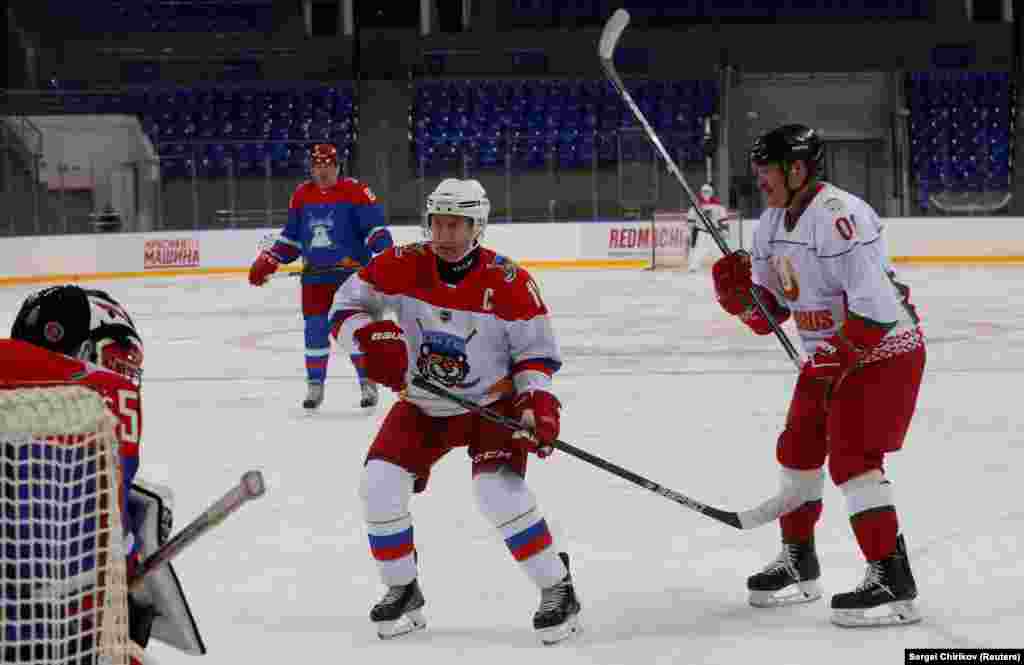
[{"xmin": 1, "ymin": 217, "xmax": 1023, "ymax": 285}]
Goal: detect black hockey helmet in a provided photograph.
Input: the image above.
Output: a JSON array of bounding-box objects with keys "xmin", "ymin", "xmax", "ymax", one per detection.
[
  {"xmin": 750, "ymin": 124, "xmax": 824, "ymax": 173},
  {"xmin": 11, "ymin": 284, "xmax": 143, "ymax": 381}
]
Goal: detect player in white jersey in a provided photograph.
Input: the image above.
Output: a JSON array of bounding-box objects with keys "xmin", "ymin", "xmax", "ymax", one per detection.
[
  {"xmin": 329, "ymin": 178, "xmax": 581, "ymax": 644},
  {"xmin": 686, "ymin": 183, "xmax": 729, "ymax": 272},
  {"xmin": 711, "ymin": 125, "xmax": 926, "ymax": 627}
]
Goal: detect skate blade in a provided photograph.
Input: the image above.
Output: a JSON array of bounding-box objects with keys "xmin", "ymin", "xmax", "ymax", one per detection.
[
  {"xmin": 376, "ymin": 609, "xmax": 427, "ymax": 640},
  {"xmin": 537, "ymin": 613, "xmax": 582, "ymax": 646},
  {"xmin": 749, "ymin": 580, "xmax": 823, "ymax": 608},
  {"xmin": 831, "ymin": 600, "xmax": 921, "ymax": 628}
]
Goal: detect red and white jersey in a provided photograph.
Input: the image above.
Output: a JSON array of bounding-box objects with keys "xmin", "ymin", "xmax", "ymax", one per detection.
[
  {"xmin": 333, "ymin": 243, "xmax": 562, "ymax": 417},
  {"xmin": 687, "ymin": 196, "xmax": 728, "ymax": 226},
  {"xmin": 0, "ymin": 339, "xmax": 142, "ymax": 479},
  {"xmin": 751, "ymin": 183, "xmax": 921, "ymax": 356},
  {"xmin": 0, "ymin": 338, "xmax": 143, "ymax": 545}
]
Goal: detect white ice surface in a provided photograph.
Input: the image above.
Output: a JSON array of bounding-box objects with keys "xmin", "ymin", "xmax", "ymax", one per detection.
[{"xmin": 2, "ymin": 265, "xmax": 1022, "ymax": 664}]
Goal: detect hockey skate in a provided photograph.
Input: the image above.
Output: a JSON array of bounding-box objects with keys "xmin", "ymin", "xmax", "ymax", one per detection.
[
  {"xmin": 534, "ymin": 552, "xmax": 582, "ymax": 646},
  {"xmin": 747, "ymin": 539, "xmax": 823, "ymax": 608},
  {"xmin": 360, "ymin": 381, "xmax": 379, "ymax": 409},
  {"xmin": 831, "ymin": 534, "xmax": 921, "ymax": 627},
  {"xmin": 371, "ymin": 579, "xmax": 426, "ymax": 639},
  {"xmin": 302, "ymin": 382, "xmax": 324, "ymax": 410}
]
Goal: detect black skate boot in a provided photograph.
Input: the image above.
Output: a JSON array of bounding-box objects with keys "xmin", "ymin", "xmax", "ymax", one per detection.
[
  {"xmin": 303, "ymin": 382, "xmax": 324, "ymax": 410},
  {"xmin": 534, "ymin": 552, "xmax": 582, "ymax": 645},
  {"xmin": 747, "ymin": 539, "xmax": 823, "ymax": 607},
  {"xmin": 831, "ymin": 534, "xmax": 920, "ymax": 627},
  {"xmin": 370, "ymin": 579, "xmax": 426, "ymax": 639},
  {"xmin": 360, "ymin": 381, "xmax": 378, "ymax": 408}
]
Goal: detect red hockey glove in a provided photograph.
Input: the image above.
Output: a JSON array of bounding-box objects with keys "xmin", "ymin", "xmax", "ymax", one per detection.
[
  {"xmin": 511, "ymin": 390, "xmax": 561, "ymax": 458},
  {"xmin": 712, "ymin": 251, "xmax": 789, "ymax": 335},
  {"xmin": 712, "ymin": 251, "xmax": 754, "ymax": 316},
  {"xmin": 248, "ymin": 251, "xmax": 279, "ymax": 286},
  {"xmin": 353, "ymin": 321, "xmax": 408, "ymax": 392},
  {"xmin": 800, "ymin": 315, "xmax": 888, "ymax": 389}
]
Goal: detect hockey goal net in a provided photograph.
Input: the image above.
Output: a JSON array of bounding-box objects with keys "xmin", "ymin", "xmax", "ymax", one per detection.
[
  {"xmin": 1, "ymin": 385, "xmax": 131, "ymax": 665},
  {"xmin": 649, "ymin": 208, "xmax": 740, "ymax": 271}
]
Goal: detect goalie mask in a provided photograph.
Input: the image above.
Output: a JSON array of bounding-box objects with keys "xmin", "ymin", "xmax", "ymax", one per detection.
[
  {"xmin": 423, "ymin": 178, "xmax": 491, "ymax": 247},
  {"xmin": 11, "ymin": 284, "xmax": 144, "ymax": 385}
]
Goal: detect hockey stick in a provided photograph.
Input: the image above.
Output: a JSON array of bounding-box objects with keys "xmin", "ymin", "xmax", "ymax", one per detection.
[
  {"xmin": 599, "ymin": 9, "xmax": 803, "ymax": 369},
  {"xmin": 411, "ymin": 376, "xmax": 743, "ymax": 529},
  {"xmin": 269, "ymin": 264, "xmax": 361, "ymax": 281},
  {"xmin": 258, "ymin": 233, "xmax": 362, "ymax": 281},
  {"xmin": 128, "ymin": 471, "xmax": 267, "ymax": 592}
]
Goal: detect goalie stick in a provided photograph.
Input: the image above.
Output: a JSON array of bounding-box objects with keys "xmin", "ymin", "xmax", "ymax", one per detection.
[
  {"xmin": 599, "ymin": 9, "xmax": 803, "ymax": 370},
  {"xmin": 411, "ymin": 376, "xmax": 744, "ymax": 530},
  {"xmin": 128, "ymin": 470, "xmax": 267, "ymax": 592}
]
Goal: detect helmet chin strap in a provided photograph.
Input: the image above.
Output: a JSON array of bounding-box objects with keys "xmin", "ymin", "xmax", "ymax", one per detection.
[{"xmin": 783, "ymin": 161, "xmax": 815, "ymax": 210}]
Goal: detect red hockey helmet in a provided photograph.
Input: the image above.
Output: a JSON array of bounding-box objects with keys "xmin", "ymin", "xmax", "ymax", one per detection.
[{"xmin": 310, "ymin": 143, "xmax": 339, "ymax": 168}]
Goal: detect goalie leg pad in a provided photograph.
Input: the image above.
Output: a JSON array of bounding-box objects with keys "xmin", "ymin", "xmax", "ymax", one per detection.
[{"xmin": 129, "ymin": 483, "xmax": 206, "ymax": 656}]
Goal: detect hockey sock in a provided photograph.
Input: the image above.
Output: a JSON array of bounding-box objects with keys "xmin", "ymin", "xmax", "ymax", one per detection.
[
  {"xmin": 350, "ymin": 353, "xmax": 369, "ymax": 383},
  {"xmin": 778, "ymin": 467, "xmax": 824, "ymax": 543},
  {"xmin": 361, "ymin": 460, "xmax": 417, "ymax": 586},
  {"xmin": 840, "ymin": 470, "xmax": 899, "ymax": 561},
  {"xmin": 304, "ymin": 314, "xmax": 331, "ymax": 383},
  {"xmin": 474, "ymin": 469, "xmax": 567, "ymax": 589},
  {"xmin": 781, "ymin": 500, "xmax": 823, "ymax": 543}
]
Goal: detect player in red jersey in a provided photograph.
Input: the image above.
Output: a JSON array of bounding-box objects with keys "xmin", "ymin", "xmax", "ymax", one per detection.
[
  {"xmin": 3, "ymin": 285, "xmax": 204, "ymax": 663},
  {"xmin": 330, "ymin": 179, "xmax": 581, "ymax": 645}
]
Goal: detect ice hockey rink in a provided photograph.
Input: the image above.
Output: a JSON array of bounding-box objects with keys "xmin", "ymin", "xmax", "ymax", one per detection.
[{"xmin": 3, "ymin": 264, "xmax": 1021, "ymax": 664}]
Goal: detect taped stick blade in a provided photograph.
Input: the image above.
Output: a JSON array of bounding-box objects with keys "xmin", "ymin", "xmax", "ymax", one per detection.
[{"xmin": 598, "ymin": 9, "xmax": 630, "ymax": 60}]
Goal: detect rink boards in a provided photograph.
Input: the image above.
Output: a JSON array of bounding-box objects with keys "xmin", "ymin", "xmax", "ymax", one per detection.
[{"xmin": 1, "ymin": 216, "xmax": 1023, "ymax": 285}]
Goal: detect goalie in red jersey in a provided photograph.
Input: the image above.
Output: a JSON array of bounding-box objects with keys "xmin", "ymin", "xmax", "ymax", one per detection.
[
  {"xmin": 329, "ymin": 179, "xmax": 582, "ymax": 645},
  {"xmin": 2, "ymin": 285, "xmax": 204, "ymax": 664}
]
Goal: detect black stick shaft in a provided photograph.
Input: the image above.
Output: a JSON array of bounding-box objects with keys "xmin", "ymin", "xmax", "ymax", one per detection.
[
  {"xmin": 411, "ymin": 377, "xmax": 742, "ymax": 529},
  {"xmin": 598, "ymin": 9, "xmax": 802, "ymax": 369}
]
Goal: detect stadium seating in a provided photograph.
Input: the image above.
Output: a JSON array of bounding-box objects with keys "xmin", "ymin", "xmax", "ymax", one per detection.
[
  {"xmin": 86, "ymin": 83, "xmax": 359, "ymax": 178},
  {"xmin": 505, "ymin": 0, "xmax": 930, "ymax": 27},
  {"xmin": 409, "ymin": 78, "xmax": 717, "ymax": 173},
  {"xmin": 41, "ymin": 0, "xmax": 273, "ymax": 34},
  {"xmin": 907, "ymin": 71, "xmax": 1015, "ymax": 209}
]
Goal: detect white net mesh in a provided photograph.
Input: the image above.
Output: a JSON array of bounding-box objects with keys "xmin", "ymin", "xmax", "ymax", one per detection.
[
  {"xmin": 1, "ymin": 385, "xmax": 130, "ymax": 665},
  {"xmin": 649, "ymin": 210, "xmax": 690, "ymax": 270}
]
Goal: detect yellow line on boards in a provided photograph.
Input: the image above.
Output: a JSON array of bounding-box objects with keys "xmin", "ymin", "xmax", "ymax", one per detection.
[{"xmin": 4, "ymin": 256, "xmax": 1024, "ymax": 287}]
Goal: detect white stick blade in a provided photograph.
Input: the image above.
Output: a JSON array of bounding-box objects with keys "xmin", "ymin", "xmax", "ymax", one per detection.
[{"xmin": 598, "ymin": 9, "xmax": 630, "ymax": 59}]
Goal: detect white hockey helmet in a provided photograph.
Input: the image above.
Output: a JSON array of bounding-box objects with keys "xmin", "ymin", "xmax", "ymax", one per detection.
[
  {"xmin": 423, "ymin": 178, "xmax": 490, "ymax": 245},
  {"xmin": 700, "ymin": 183, "xmax": 714, "ymax": 198}
]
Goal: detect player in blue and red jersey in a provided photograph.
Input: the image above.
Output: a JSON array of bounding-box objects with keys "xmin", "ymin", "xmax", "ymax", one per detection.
[{"xmin": 249, "ymin": 143, "xmax": 393, "ymax": 411}]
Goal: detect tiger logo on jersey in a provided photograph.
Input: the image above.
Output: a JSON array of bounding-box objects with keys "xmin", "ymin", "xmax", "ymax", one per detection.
[{"xmin": 415, "ymin": 321, "xmax": 480, "ymax": 389}]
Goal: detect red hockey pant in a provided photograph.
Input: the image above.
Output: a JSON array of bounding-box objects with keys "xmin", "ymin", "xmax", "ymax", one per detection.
[{"xmin": 366, "ymin": 398, "xmax": 528, "ymax": 493}]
